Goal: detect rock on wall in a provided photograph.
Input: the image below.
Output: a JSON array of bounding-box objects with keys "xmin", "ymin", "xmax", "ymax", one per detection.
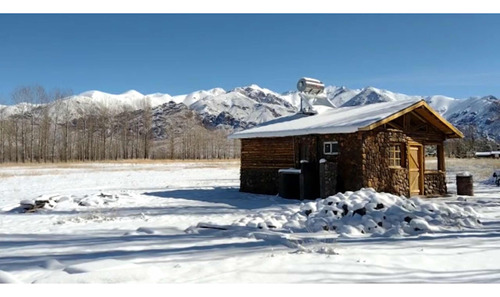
[
  {"xmin": 318, "ymin": 131, "xmax": 410, "ymax": 195},
  {"xmin": 319, "ymin": 161, "xmax": 338, "ymax": 198},
  {"xmin": 240, "ymin": 168, "xmax": 280, "ymax": 195},
  {"xmin": 361, "ymin": 130, "xmax": 410, "ymax": 196},
  {"xmin": 424, "ymin": 172, "xmax": 447, "ymax": 196},
  {"xmin": 389, "ymin": 168, "xmax": 410, "ymax": 196},
  {"xmin": 318, "ymin": 133, "xmax": 364, "ymax": 192}
]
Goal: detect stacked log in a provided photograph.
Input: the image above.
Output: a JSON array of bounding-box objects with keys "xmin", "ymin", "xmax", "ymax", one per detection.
[{"xmin": 240, "ymin": 137, "xmax": 295, "ymax": 194}]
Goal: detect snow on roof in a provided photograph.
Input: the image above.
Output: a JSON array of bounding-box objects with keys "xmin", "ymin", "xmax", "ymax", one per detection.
[{"xmin": 229, "ymin": 98, "xmax": 422, "ymax": 139}]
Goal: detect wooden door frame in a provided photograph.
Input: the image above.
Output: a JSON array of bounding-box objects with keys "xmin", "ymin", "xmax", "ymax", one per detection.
[{"xmin": 408, "ymin": 142, "xmax": 424, "ymax": 196}]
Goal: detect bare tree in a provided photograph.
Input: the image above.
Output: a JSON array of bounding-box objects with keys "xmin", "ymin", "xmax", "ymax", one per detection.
[
  {"xmin": 50, "ymin": 88, "xmax": 73, "ymax": 162},
  {"xmin": 11, "ymin": 86, "xmax": 33, "ymax": 162},
  {"xmin": 120, "ymin": 105, "xmax": 133, "ymax": 160},
  {"xmin": 0, "ymin": 106, "xmax": 5, "ymax": 162},
  {"xmin": 141, "ymin": 97, "xmax": 152, "ymax": 159},
  {"xmin": 2, "ymin": 85, "xmax": 247, "ymax": 163}
]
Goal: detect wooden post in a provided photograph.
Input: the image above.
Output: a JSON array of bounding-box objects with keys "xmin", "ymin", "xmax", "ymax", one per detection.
[{"xmin": 437, "ymin": 143, "xmax": 445, "ymax": 171}]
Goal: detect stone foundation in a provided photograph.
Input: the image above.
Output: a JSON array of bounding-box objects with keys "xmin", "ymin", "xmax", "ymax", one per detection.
[
  {"xmin": 240, "ymin": 168, "xmax": 280, "ymax": 195},
  {"xmin": 424, "ymin": 171, "xmax": 447, "ymax": 196},
  {"xmin": 388, "ymin": 168, "xmax": 410, "ymax": 196}
]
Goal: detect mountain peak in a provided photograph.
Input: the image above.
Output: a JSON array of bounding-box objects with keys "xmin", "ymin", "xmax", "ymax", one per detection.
[
  {"xmin": 363, "ymin": 86, "xmax": 381, "ymax": 93},
  {"xmin": 482, "ymin": 95, "xmax": 498, "ymax": 100},
  {"xmin": 207, "ymin": 87, "xmax": 226, "ymax": 96},
  {"xmin": 247, "ymin": 84, "xmax": 261, "ymax": 89},
  {"xmin": 239, "ymin": 84, "xmax": 277, "ymax": 95},
  {"xmin": 79, "ymin": 90, "xmax": 103, "ymax": 97},
  {"xmin": 121, "ymin": 90, "xmax": 144, "ymax": 97}
]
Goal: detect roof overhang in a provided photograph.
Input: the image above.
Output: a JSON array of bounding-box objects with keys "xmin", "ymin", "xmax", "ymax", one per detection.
[
  {"xmin": 229, "ymin": 99, "xmax": 464, "ymax": 140},
  {"xmin": 358, "ymin": 100, "xmax": 464, "ymax": 139}
]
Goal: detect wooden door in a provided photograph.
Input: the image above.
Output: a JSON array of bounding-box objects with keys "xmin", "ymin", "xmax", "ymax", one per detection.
[{"xmin": 409, "ymin": 144, "xmax": 423, "ymax": 196}]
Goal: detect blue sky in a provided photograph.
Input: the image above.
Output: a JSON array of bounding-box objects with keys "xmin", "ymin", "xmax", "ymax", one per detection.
[{"xmin": 1, "ymin": 14, "xmax": 500, "ymax": 104}]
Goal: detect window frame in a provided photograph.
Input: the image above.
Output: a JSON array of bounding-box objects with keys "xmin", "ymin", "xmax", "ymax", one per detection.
[
  {"xmin": 323, "ymin": 141, "xmax": 339, "ymax": 156},
  {"xmin": 389, "ymin": 144, "xmax": 403, "ymax": 168}
]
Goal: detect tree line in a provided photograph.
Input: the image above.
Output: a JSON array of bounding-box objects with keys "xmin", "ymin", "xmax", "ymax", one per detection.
[
  {"xmin": 0, "ymin": 85, "xmax": 240, "ymax": 163},
  {"xmin": 444, "ymin": 125, "xmax": 499, "ymax": 158},
  {"xmin": 2, "ymin": 85, "xmax": 495, "ymax": 164}
]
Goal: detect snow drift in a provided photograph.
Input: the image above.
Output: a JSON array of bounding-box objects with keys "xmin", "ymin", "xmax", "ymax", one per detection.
[{"xmin": 231, "ymin": 188, "xmax": 482, "ymax": 237}]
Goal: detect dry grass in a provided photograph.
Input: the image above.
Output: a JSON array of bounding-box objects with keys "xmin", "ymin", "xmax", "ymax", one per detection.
[
  {"xmin": 445, "ymin": 158, "xmax": 500, "ymax": 180},
  {"xmin": 4, "ymin": 157, "xmax": 496, "ymax": 181},
  {"xmin": 0, "ymin": 158, "xmax": 240, "ymax": 168},
  {"xmin": 425, "ymin": 157, "xmax": 499, "ymax": 180},
  {"xmin": 0, "ymin": 159, "xmax": 241, "ymax": 178}
]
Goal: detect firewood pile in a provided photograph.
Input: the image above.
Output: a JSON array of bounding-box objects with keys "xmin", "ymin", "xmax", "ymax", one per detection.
[{"xmin": 20, "ymin": 198, "xmax": 57, "ymax": 213}]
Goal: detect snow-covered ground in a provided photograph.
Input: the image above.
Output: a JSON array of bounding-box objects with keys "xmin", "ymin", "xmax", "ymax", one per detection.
[{"xmin": 1, "ymin": 160, "xmax": 500, "ymax": 284}]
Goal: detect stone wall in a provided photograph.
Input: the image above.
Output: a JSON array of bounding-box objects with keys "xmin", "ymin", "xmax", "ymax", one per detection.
[
  {"xmin": 361, "ymin": 130, "xmax": 410, "ymax": 196},
  {"xmin": 318, "ymin": 133, "xmax": 364, "ymax": 193},
  {"xmin": 240, "ymin": 168, "xmax": 281, "ymax": 195},
  {"xmin": 316, "ymin": 131, "xmax": 410, "ymax": 196},
  {"xmin": 319, "ymin": 161, "xmax": 338, "ymax": 198},
  {"xmin": 424, "ymin": 172, "xmax": 447, "ymax": 196},
  {"xmin": 389, "ymin": 168, "xmax": 410, "ymax": 196},
  {"xmin": 361, "ymin": 129, "xmax": 448, "ymax": 197}
]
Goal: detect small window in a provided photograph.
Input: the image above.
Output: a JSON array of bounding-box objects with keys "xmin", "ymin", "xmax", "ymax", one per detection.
[
  {"xmin": 389, "ymin": 144, "xmax": 402, "ymax": 167},
  {"xmin": 324, "ymin": 141, "xmax": 339, "ymax": 155}
]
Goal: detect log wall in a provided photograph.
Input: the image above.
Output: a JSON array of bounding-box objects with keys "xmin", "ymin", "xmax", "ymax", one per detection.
[
  {"xmin": 241, "ymin": 137, "xmax": 295, "ymax": 169},
  {"xmin": 240, "ymin": 137, "xmax": 295, "ymax": 194}
]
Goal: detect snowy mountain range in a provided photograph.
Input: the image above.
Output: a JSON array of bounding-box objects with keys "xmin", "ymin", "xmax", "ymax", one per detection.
[{"xmin": 1, "ymin": 84, "xmax": 499, "ymax": 142}]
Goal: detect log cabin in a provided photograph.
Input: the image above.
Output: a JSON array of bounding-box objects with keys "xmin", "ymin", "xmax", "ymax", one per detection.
[{"xmin": 229, "ymin": 99, "xmax": 464, "ymax": 199}]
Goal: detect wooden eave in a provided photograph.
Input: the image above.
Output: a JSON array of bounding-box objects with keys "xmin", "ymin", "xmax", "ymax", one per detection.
[{"xmin": 358, "ymin": 100, "xmax": 464, "ymax": 139}]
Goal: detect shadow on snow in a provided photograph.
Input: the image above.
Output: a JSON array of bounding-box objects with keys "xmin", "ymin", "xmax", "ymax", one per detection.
[
  {"xmin": 0, "ymin": 231, "xmax": 270, "ymax": 272},
  {"xmin": 144, "ymin": 186, "xmax": 298, "ymax": 210}
]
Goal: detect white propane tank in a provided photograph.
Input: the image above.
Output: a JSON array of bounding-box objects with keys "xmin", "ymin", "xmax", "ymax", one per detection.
[{"xmin": 297, "ymin": 77, "xmax": 325, "ymax": 95}]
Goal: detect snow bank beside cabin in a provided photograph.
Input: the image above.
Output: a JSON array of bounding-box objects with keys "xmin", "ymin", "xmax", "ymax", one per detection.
[
  {"xmin": 232, "ymin": 188, "xmax": 481, "ymax": 237},
  {"xmin": 10, "ymin": 192, "xmax": 135, "ymax": 213}
]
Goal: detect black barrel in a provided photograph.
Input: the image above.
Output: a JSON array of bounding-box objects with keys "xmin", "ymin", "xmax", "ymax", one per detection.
[
  {"xmin": 278, "ymin": 169, "xmax": 301, "ymax": 199},
  {"xmin": 456, "ymin": 173, "xmax": 473, "ymax": 196}
]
